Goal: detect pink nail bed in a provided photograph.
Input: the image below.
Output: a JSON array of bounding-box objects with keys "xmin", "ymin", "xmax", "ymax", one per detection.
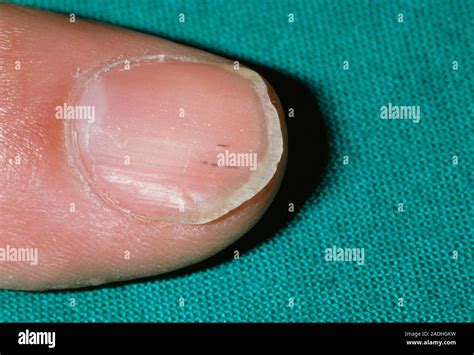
[{"xmin": 69, "ymin": 58, "xmax": 284, "ymax": 224}]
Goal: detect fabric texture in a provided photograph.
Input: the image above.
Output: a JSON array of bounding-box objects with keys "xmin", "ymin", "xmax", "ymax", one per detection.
[{"xmin": 1, "ymin": 0, "xmax": 472, "ymax": 322}]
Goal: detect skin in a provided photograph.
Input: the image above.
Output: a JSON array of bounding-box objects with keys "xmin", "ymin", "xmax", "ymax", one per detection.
[{"xmin": 0, "ymin": 5, "xmax": 287, "ymax": 290}]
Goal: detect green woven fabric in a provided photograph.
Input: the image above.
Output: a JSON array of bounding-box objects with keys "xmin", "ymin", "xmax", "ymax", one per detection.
[{"xmin": 1, "ymin": 0, "xmax": 472, "ymax": 322}]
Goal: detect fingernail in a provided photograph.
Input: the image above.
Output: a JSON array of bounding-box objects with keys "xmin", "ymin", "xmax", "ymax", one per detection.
[{"xmin": 69, "ymin": 57, "xmax": 284, "ymax": 224}]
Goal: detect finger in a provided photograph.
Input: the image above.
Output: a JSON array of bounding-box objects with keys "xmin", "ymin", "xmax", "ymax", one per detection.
[{"xmin": 0, "ymin": 5, "xmax": 287, "ymax": 290}]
